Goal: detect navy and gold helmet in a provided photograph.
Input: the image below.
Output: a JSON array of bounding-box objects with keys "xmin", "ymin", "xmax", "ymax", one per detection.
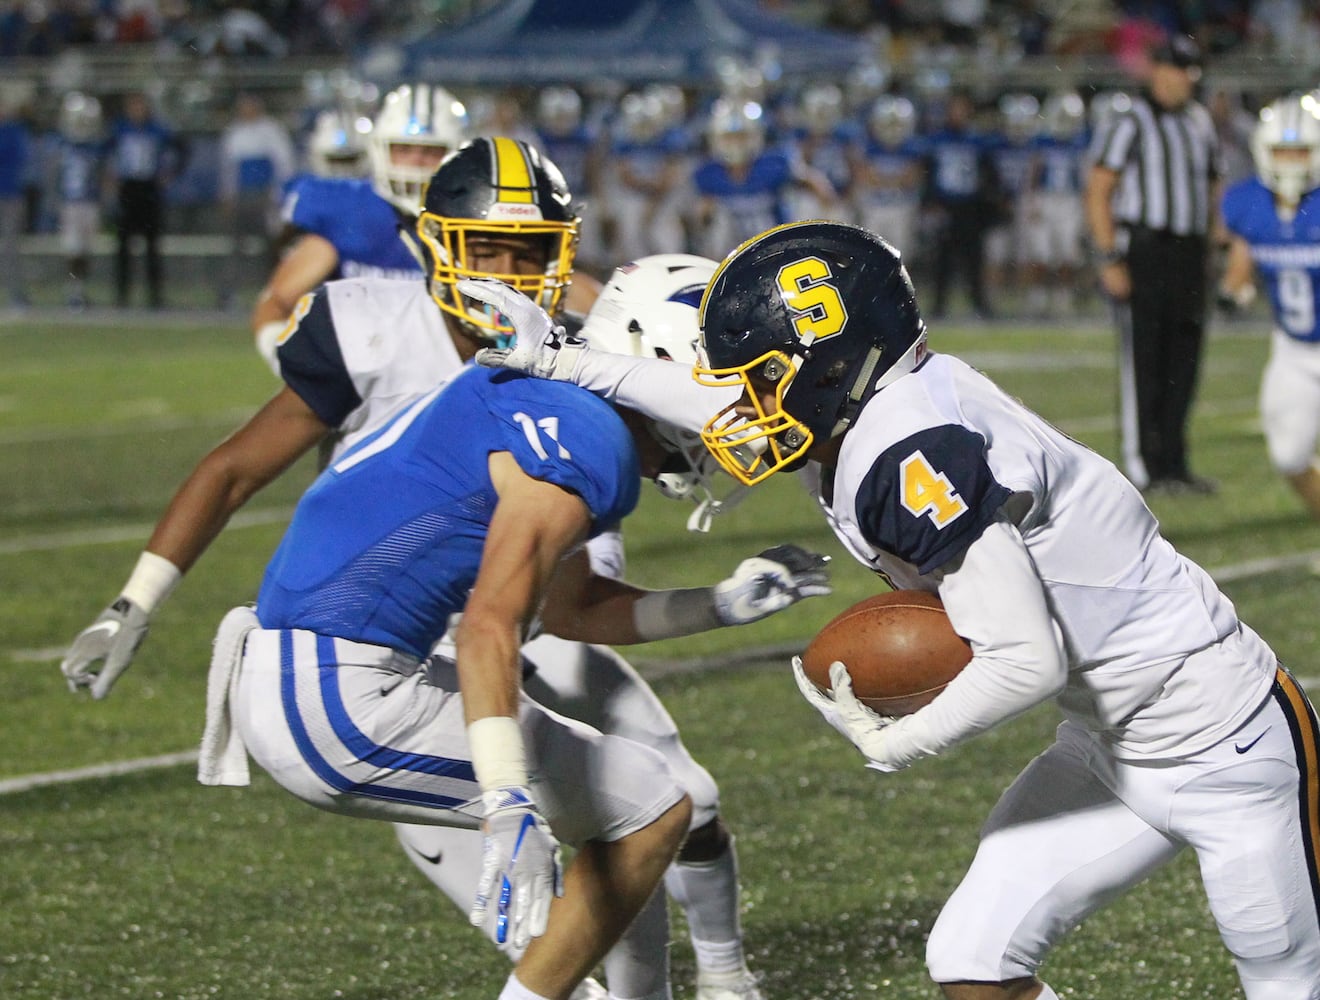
[
  {"xmin": 416, "ymin": 136, "xmax": 581, "ymax": 339},
  {"xmin": 694, "ymin": 220, "xmax": 927, "ymax": 485}
]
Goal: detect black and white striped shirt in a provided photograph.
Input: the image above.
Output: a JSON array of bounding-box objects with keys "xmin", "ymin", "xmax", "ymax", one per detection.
[{"xmin": 1091, "ymin": 93, "xmax": 1220, "ymax": 236}]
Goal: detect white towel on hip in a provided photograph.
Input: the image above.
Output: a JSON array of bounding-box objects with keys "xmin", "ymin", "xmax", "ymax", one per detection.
[{"xmin": 197, "ymin": 604, "xmax": 259, "ymax": 786}]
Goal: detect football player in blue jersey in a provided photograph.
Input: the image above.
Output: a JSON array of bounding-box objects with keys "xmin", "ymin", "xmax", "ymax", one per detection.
[
  {"xmin": 251, "ymin": 83, "xmax": 470, "ymax": 369},
  {"xmin": 481, "ymin": 219, "xmax": 1320, "ymax": 999},
  {"xmin": 1219, "ymin": 93, "xmax": 1320, "ymax": 520},
  {"xmin": 54, "ymin": 91, "xmax": 105, "ymax": 310},
  {"xmin": 209, "ymin": 349, "xmax": 808, "ymax": 1000},
  {"xmin": 63, "ymin": 147, "xmax": 819, "ymax": 995},
  {"xmin": 852, "ymin": 95, "xmax": 926, "ymax": 268},
  {"xmin": 690, "ymin": 96, "xmax": 836, "ymax": 261}
]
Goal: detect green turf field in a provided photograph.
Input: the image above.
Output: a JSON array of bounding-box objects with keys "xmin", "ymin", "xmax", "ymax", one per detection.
[{"xmin": 3, "ymin": 310, "xmax": 1318, "ymax": 998}]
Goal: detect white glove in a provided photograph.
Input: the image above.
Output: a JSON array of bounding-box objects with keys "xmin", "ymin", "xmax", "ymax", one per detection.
[
  {"xmin": 713, "ymin": 544, "xmax": 831, "ymax": 625},
  {"xmin": 793, "ymin": 658, "xmax": 905, "ymax": 772},
  {"xmin": 460, "ymin": 277, "xmax": 587, "ymax": 381},
  {"xmin": 61, "ymin": 597, "xmax": 152, "ymax": 700},
  {"xmin": 470, "ymin": 786, "xmax": 563, "ymax": 951}
]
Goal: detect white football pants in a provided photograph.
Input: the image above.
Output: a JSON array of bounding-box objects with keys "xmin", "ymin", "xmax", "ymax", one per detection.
[{"xmin": 927, "ymin": 670, "xmax": 1320, "ymax": 999}]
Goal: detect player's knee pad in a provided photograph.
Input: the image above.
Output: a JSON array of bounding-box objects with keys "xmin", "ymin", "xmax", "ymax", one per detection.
[{"xmin": 678, "ymin": 815, "xmax": 731, "ymax": 863}]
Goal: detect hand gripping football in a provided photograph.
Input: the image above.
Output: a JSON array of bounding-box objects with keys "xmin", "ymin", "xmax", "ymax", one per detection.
[{"xmin": 800, "ymin": 591, "xmax": 972, "ymax": 716}]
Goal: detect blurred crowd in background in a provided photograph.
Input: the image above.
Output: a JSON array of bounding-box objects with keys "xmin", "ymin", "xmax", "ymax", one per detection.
[{"xmin": 0, "ymin": 0, "xmax": 1316, "ymax": 313}]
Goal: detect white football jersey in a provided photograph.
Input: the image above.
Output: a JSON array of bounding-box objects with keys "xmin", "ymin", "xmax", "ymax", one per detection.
[{"xmin": 811, "ymin": 353, "xmax": 1276, "ymax": 758}]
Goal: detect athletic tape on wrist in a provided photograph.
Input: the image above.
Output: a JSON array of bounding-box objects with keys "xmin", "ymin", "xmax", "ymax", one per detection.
[
  {"xmin": 120, "ymin": 551, "xmax": 182, "ymax": 614},
  {"xmin": 467, "ymin": 715, "xmax": 529, "ymax": 792},
  {"xmin": 632, "ymin": 587, "xmax": 723, "ymax": 642}
]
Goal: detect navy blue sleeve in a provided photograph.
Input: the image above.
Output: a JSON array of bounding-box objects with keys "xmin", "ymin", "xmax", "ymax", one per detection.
[
  {"xmin": 275, "ymin": 290, "xmax": 362, "ymax": 428},
  {"xmin": 854, "ymin": 424, "xmax": 1012, "ymax": 574}
]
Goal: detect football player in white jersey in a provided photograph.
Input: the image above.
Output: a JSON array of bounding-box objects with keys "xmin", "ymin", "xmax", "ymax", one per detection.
[
  {"xmin": 481, "ymin": 219, "xmax": 1320, "ymax": 999},
  {"xmin": 251, "ymin": 83, "xmax": 470, "ymax": 369},
  {"xmin": 1220, "ymin": 93, "xmax": 1320, "ymax": 520},
  {"xmin": 62, "ymin": 140, "xmax": 805, "ymax": 996}
]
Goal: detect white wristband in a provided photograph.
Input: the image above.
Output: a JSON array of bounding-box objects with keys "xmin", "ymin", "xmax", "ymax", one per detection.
[
  {"xmin": 120, "ymin": 551, "xmax": 182, "ymax": 614},
  {"xmin": 254, "ymin": 320, "xmax": 286, "ymax": 376},
  {"xmin": 467, "ymin": 715, "xmax": 529, "ymax": 792},
  {"xmin": 632, "ymin": 587, "xmax": 723, "ymax": 642}
]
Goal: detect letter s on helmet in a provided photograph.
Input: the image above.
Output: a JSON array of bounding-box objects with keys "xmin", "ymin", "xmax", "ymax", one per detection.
[{"xmin": 694, "ymin": 220, "xmax": 928, "ymax": 486}]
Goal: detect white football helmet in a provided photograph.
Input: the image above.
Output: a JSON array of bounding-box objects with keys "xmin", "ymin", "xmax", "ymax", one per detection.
[
  {"xmin": 308, "ymin": 108, "xmax": 371, "ymax": 178},
  {"xmin": 646, "ymin": 83, "xmax": 687, "ymax": 131},
  {"xmin": 998, "ymin": 92, "xmax": 1041, "ymax": 143},
  {"xmin": 1041, "ymin": 90, "xmax": 1085, "ymax": 140},
  {"xmin": 799, "ymin": 83, "xmax": 844, "ymax": 137},
  {"xmin": 1252, "ymin": 94, "xmax": 1320, "ymax": 217},
  {"xmin": 537, "ymin": 86, "xmax": 582, "ymax": 137},
  {"xmin": 59, "ymin": 92, "xmax": 102, "ymax": 143},
  {"xmin": 868, "ymin": 94, "xmax": 916, "ymax": 147},
  {"xmin": 369, "ymin": 83, "xmax": 470, "ymax": 213},
  {"xmin": 706, "ymin": 97, "xmax": 765, "ymax": 168},
  {"xmin": 1089, "ymin": 90, "xmax": 1131, "ymax": 135},
  {"xmin": 578, "ymin": 253, "xmax": 748, "ymax": 530},
  {"xmin": 617, "ymin": 89, "xmax": 667, "ymax": 144}
]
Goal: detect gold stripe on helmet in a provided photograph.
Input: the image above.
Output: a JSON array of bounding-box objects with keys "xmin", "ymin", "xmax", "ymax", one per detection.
[{"xmin": 491, "ymin": 136, "xmax": 535, "ymax": 204}]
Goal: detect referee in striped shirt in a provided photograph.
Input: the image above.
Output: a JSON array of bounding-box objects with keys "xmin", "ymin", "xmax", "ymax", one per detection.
[{"xmin": 1085, "ymin": 35, "xmax": 1222, "ymax": 494}]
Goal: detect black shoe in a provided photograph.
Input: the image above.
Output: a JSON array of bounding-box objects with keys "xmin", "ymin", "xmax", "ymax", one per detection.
[
  {"xmin": 1174, "ymin": 473, "xmax": 1218, "ymax": 495},
  {"xmin": 1145, "ymin": 474, "xmax": 1217, "ymax": 497}
]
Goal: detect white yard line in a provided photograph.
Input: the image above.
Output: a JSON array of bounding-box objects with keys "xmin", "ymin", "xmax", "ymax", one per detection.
[
  {"xmin": 0, "ymin": 506, "xmax": 293, "ymax": 556},
  {"xmin": 6, "ymin": 539, "xmax": 1319, "ymax": 798},
  {"xmin": 0, "ymin": 750, "xmax": 199, "ymax": 795}
]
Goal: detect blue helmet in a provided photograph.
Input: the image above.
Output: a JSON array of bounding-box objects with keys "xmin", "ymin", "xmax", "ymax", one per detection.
[{"xmin": 694, "ymin": 220, "xmax": 927, "ymax": 484}]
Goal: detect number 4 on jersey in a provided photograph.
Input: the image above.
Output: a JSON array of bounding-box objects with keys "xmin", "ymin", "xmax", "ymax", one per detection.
[{"xmin": 900, "ymin": 450, "xmax": 968, "ymax": 528}]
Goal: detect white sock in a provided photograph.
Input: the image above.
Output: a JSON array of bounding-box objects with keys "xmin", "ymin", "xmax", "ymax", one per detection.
[
  {"xmin": 602, "ymin": 886, "xmax": 672, "ymax": 1000},
  {"xmin": 499, "ymin": 972, "xmax": 551, "ymax": 1000},
  {"xmin": 663, "ymin": 843, "xmax": 746, "ymax": 975}
]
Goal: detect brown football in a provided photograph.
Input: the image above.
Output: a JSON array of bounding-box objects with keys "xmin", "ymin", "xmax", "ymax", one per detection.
[{"xmin": 800, "ymin": 590, "xmax": 972, "ymax": 716}]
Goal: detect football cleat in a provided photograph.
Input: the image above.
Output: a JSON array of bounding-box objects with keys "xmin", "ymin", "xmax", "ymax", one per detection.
[
  {"xmin": 568, "ymin": 976, "xmax": 608, "ymax": 1000},
  {"xmin": 695, "ymin": 966, "xmax": 766, "ymax": 1000}
]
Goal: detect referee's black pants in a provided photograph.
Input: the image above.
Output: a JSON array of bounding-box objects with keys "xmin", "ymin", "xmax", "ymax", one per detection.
[
  {"xmin": 115, "ymin": 179, "xmax": 164, "ymax": 308},
  {"xmin": 1114, "ymin": 226, "xmax": 1208, "ymax": 487}
]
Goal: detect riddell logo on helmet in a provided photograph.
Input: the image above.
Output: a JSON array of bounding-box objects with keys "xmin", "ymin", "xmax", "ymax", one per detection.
[{"xmin": 489, "ymin": 203, "xmax": 544, "ymax": 221}]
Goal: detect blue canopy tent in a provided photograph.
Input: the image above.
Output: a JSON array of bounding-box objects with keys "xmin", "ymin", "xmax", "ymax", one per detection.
[{"xmin": 361, "ymin": 0, "xmax": 871, "ymax": 87}]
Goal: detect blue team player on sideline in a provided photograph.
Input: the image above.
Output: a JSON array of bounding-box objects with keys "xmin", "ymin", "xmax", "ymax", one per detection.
[
  {"xmin": 251, "ymin": 83, "xmax": 469, "ymax": 370},
  {"xmin": 199, "ymin": 309, "xmax": 828, "ymax": 998},
  {"xmin": 1220, "ymin": 93, "xmax": 1320, "ymax": 520}
]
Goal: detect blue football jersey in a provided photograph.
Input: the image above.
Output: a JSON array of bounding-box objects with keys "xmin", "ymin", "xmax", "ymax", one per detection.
[
  {"xmin": 1222, "ymin": 178, "xmax": 1320, "ymax": 342},
  {"xmin": 925, "ymin": 129, "xmax": 992, "ymax": 202},
  {"xmin": 280, "ymin": 175, "xmax": 421, "ymax": 281},
  {"xmin": 257, "ymin": 367, "xmax": 640, "ymax": 657},
  {"xmin": 990, "ymin": 138, "xmax": 1036, "ymax": 197},
  {"xmin": 692, "ymin": 147, "xmax": 796, "ymax": 241},
  {"xmin": 58, "ymin": 140, "xmax": 102, "ymax": 203},
  {"xmin": 1030, "ymin": 133, "xmax": 1088, "ymax": 195},
  {"xmin": 856, "ymin": 138, "xmax": 926, "ymax": 207}
]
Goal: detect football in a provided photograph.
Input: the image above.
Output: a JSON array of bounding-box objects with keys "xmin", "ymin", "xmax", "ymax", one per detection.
[{"xmin": 800, "ymin": 590, "xmax": 972, "ymax": 716}]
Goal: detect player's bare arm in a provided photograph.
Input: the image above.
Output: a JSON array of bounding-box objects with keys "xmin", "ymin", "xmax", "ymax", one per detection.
[
  {"xmin": 63, "ymin": 387, "xmax": 330, "ymax": 698},
  {"xmin": 1084, "ymin": 164, "xmax": 1129, "ymax": 299},
  {"xmin": 146, "ymin": 387, "xmax": 330, "ymax": 573},
  {"xmin": 250, "ymin": 233, "xmax": 340, "ymax": 337},
  {"xmin": 455, "ymin": 451, "xmax": 593, "ymax": 725},
  {"xmin": 1217, "ymin": 234, "xmax": 1257, "ymax": 308}
]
